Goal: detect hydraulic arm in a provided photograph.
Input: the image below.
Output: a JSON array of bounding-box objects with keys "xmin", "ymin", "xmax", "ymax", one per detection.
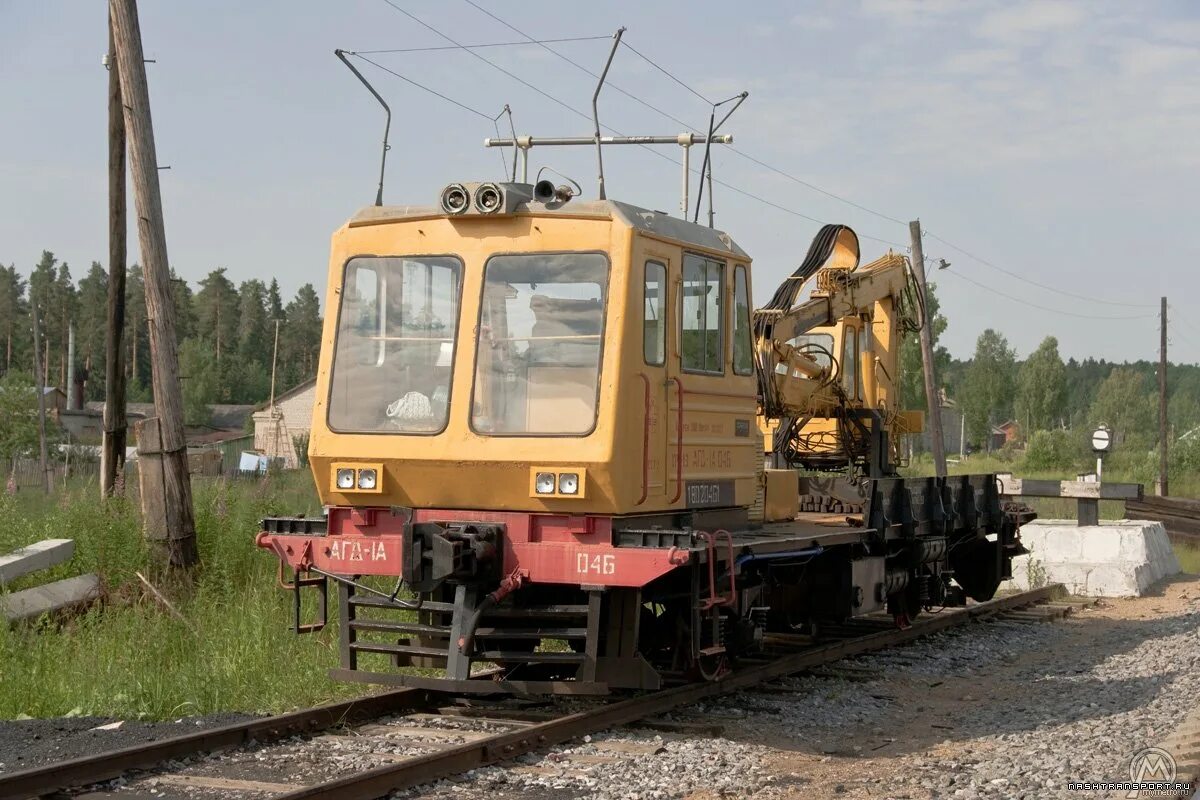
[{"xmin": 752, "ymin": 225, "xmax": 922, "ymax": 474}]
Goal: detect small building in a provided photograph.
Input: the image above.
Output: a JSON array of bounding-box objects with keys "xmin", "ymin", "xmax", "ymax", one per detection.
[
  {"xmin": 41, "ymin": 386, "xmax": 67, "ymax": 418},
  {"xmin": 252, "ymin": 379, "xmax": 316, "ymax": 469},
  {"xmin": 919, "ymin": 396, "xmax": 965, "ymax": 458},
  {"xmin": 994, "ymin": 419, "xmax": 1021, "ymax": 448}
]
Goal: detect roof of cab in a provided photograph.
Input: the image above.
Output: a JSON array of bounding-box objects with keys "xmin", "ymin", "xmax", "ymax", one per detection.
[{"xmin": 347, "ymin": 198, "xmax": 749, "ymax": 260}]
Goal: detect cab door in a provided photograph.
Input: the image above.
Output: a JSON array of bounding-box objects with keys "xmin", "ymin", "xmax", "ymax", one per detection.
[{"xmin": 636, "ymin": 253, "xmax": 672, "ymax": 507}]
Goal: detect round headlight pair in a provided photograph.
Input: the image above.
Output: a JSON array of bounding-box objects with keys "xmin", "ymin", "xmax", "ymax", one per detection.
[
  {"xmin": 438, "ymin": 182, "xmax": 504, "ymax": 215},
  {"xmin": 534, "ymin": 471, "xmax": 579, "ymax": 495},
  {"xmin": 357, "ymin": 468, "xmax": 377, "ymax": 490},
  {"xmin": 336, "ymin": 467, "xmax": 377, "ymax": 490}
]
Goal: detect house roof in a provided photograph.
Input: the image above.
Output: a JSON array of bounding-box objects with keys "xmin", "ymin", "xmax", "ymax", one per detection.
[
  {"xmin": 82, "ymin": 401, "xmax": 253, "ymax": 431},
  {"xmin": 253, "ymin": 378, "xmax": 316, "ymax": 412}
]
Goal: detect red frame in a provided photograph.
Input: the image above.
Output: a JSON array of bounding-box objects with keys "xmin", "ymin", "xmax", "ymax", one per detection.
[{"xmin": 256, "ymin": 507, "xmax": 691, "ymax": 589}]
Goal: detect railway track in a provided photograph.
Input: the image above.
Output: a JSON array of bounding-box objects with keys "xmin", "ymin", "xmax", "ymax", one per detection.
[{"xmin": 0, "ymin": 585, "xmax": 1072, "ymax": 800}]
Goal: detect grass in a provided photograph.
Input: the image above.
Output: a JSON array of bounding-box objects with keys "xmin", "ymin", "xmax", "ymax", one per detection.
[
  {"xmin": 1177, "ymin": 543, "xmax": 1200, "ymax": 575},
  {"xmin": 0, "ymin": 471, "xmax": 363, "ymax": 720},
  {"xmin": 1, "ymin": 453, "xmax": 1196, "ymax": 721}
]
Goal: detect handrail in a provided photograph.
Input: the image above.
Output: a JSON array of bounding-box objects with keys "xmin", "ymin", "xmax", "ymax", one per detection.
[
  {"xmin": 668, "ymin": 376, "xmax": 684, "ymax": 504},
  {"xmin": 635, "ymin": 373, "xmax": 651, "ymax": 506}
]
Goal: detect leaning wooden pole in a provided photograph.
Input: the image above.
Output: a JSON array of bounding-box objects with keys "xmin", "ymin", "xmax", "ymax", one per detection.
[
  {"xmin": 909, "ymin": 219, "xmax": 947, "ymax": 477},
  {"xmin": 1157, "ymin": 296, "xmax": 1168, "ymax": 496},
  {"xmin": 109, "ymin": 0, "xmax": 198, "ymax": 567},
  {"xmin": 101, "ymin": 10, "xmax": 128, "ymax": 499}
]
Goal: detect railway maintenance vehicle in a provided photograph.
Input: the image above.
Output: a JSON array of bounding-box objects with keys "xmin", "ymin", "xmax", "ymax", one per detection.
[{"xmin": 257, "ymin": 51, "xmax": 1027, "ymax": 693}]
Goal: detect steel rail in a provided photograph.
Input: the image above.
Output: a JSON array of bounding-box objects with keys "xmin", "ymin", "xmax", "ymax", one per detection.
[
  {"xmin": 278, "ymin": 585, "xmax": 1063, "ymax": 800},
  {"xmin": 0, "ymin": 586, "xmax": 1060, "ymax": 799},
  {"xmin": 0, "ymin": 685, "xmax": 442, "ymax": 800}
]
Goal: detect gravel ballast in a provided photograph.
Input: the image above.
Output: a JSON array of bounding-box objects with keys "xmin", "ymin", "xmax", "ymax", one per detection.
[{"xmin": 3, "ymin": 577, "xmax": 1197, "ymax": 799}]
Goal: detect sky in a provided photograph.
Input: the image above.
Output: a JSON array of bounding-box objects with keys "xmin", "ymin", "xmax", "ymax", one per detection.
[{"xmin": 1, "ymin": 0, "xmax": 1197, "ymax": 363}]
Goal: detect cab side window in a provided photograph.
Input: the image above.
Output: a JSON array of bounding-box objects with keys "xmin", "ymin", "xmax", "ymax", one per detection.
[
  {"xmin": 681, "ymin": 253, "xmax": 724, "ymax": 374},
  {"xmin": 644, "ymin": 260, "xmax": 666, "ymax": 366},
  {"xmin": 732, "ymin": 265, "xmax": 753, "ymax": 375},
  {"xmin": 841, "ymin": 327, "xmax": 861, "ymax": 400}
]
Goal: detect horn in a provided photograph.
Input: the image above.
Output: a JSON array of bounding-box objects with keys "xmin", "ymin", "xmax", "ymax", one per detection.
[
  {"xmin": 474, "ymin": 182, "xmax": 504, "ymax": 214},
  {"xmin": 533, "ymin": 180, "xmax": 556, "ymax": 203},
  {"xmin": 439, "ymin": 183, "xmax": 470, "ymax": 215}
]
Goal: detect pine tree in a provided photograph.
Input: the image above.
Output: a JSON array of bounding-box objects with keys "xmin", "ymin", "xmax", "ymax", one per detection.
[
  {"xmin": 125, "ymin": 265, "xmax": 151, "ymax": 400},
  {"xmin": 54, "ymin": 261, "xmax": 78, "ymax": 388},
  {"xmin": 280, "ymin": 284, "xmax": 322, "ymax": 388},
  {"xmin": 959, "ymin": 329, "xmax": 1017, "ymax": 449},
  {"xmin": 28, "ymin": 251, "xmax": 58, "ymax": 387},
  {"xmin": 0, "ymin": 265, "xmax": 29, "ymax": 375},
  {"xmin": 194, "ymin": 268, "xmax": 238, "ymax": 366},
  {"xmin": 170, "ymin": 268, "xmax": 195, "ymax": 341},
  {"xmin": 266, "ymin": 278, "xmax": 284, "ymax": 322},
  {"xmin": 76, "ymin": 263, "xmax": 110, "ymax": 401}
]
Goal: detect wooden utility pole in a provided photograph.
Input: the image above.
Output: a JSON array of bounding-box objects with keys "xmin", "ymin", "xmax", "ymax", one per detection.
[
  {"xmin": 1157, "ymin": 296, "xmax": 1168, "ymax": 496},
  {"xmin": 30, "ymin": 304, "xmax": 51, "ymax": 495},
  {"xmin": 909, "ymin": 220, "xmax": 946, "ymax": 477},
  {"xmin": 110, "ymin": 0, "xmax": 198, "ymax": 567},
  {"xmin": 101, "ymin": 10, "xmax": 128, "ymax": 499}
]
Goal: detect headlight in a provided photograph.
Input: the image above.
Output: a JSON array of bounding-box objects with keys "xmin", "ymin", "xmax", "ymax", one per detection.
[
  {"xmin": 558, "ymin": 472, "xmax": 579, "ymax": 495},
  {"xmin": 535, "ymin": 472, "xmax": 556, "ymax": 494},
  {"xmin": 336, "ymin": 468, "xmax": 355, "ymax": 490},
  {"xmin": 357, "ymin": 468, "xmax": 377, "ymax": 490}
]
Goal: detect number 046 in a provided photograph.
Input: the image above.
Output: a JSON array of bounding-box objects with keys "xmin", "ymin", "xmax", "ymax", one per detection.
[{"xmin": 576, "ymin": 553, "xmax": 616, "ymax": 575}]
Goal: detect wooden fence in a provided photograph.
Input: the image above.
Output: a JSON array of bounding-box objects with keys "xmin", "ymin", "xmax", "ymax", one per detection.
[{"xmin": 5, "ymin": 456, "xmax": 102, "ymax": 491}]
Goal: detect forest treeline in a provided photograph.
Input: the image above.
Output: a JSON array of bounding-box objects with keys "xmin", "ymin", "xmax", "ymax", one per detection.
[
  {"xmin": 900, "ymin": 283, "xmax": 1200, "ymax": 478},
  {"xmin": 0, "ymin": 251, "xmax": 322, "ymax": 424},
  {"xmin": 1, "ymin": 253, "xmax": 1197, "ymax": 472}
]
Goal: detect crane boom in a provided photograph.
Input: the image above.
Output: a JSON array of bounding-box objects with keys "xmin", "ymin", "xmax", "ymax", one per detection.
[{"xmin": 753, "ymin": 225, "xmax": 922, "ymax": 475}]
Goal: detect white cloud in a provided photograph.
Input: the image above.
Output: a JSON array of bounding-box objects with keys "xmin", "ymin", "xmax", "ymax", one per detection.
[
  {"xmin": 941, "ymin": 47, "xmax": 1020, "ymax": 74},
  {"xmin": 976, "ymin": 1, "xmax": 1086, "ymax": 40},
  {"xmin": 859, "ymin": 0, "xmax": 962, "ymax": 25},
  {"xmin": 1115, "ymin": 40, "xmax": 1200, "ymax": 77},
  {"xmin": 790, "ymin": 13, "xmax": 837, "ymax": 31}
]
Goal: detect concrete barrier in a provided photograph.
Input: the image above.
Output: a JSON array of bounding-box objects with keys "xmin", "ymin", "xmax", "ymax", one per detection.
[
  {"xmin": 1, "ymin": 573, "xmax": 101, "ymax": 623},
  {"xmin": 1004, "ymin": 519, "xmax": 1181, "ymax": 597},
  {"xmin": 0, "ymin": 539, "xmax": 75, "ymax": 587}
]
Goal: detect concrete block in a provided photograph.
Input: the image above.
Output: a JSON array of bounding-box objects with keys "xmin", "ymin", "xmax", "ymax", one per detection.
[
  {"xmin": 1, "ymin": 573, "xmax": 101, "ymax": 624},
  {"xmin": 1003, "ymin": 520, "xmax": 1180, "ymax": 597},
  {"xmin": 0, "ymin": 539, "xmax": 75, "ymax": 586}
]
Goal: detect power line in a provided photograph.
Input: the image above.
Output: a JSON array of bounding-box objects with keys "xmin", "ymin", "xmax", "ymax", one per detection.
[
  {"xmin": 451, "ymin": 0, "xmax": 907, "ymax": 250},
  {"xmin": 724, "ymin": 147, "xmax": 909, "ymax": 227},
  {"xmin": 924, "ymin": 231, "xmax": 1157, "ymax": 309},
  {"xmin": 940, "ymin": 268, "xmax": 1158, "ymax": 321},
  {"xmin": 1170, "ymin": 306, "xmax": 1200, "ymax": 337},
  {"xmin": 619, "ymin": 40, "xmax": 713, "ymax": 105},
  {"xmin": 348, "ymin": 53, "xmax": 493, "ymax": 120},
  {"xmin": 380, "ymin": 0, "xmax": 593, "ymax": 121},
  {"xmin": 458, "ymin": 0, "xmax": 703, "ymax": 134},
  {"xmin": 371, "ymin": 0, "xmax": 1161, "ymax": 309},
  {"xmin": 349, "ymin": 35, "xmax": 611, "ymax": 55}
]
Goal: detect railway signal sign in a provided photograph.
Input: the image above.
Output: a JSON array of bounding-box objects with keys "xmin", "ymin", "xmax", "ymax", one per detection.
[{"xmin": 1091, "ymin": 425, "xmax": 1112, "ymax": 453}]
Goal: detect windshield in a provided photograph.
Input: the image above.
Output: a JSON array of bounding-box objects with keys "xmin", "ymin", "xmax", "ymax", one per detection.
[
  {"xmin": 791, "ymin": 333, "xmax": 835, "ymax": 370},
  {"xmin": 328, "ymin": 256, "xmax": 462, "ymax": 433},
  {"xmin": 472, "ymin": 252, "xmax": 608, "ymax": 435}
]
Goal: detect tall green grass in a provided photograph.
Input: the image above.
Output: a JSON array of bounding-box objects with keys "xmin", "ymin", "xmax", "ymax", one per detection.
[
  {"xmin": 0, "ymin": 472, "xmax": 360, "ymax": 720},
  {"xmin": 1177, "ymin": 544, "xmax": 1200, "ymax": 575}
]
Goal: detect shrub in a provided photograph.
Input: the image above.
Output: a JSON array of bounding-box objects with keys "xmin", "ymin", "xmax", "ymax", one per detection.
[{"xmin": 1022, "ymin": 429, "xmax": 1079, "ymax": 473}]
